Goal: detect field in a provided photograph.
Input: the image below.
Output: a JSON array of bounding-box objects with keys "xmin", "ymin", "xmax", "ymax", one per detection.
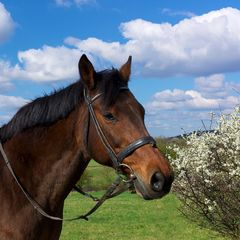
[
  {"xmin": 60, "ymin": 191, "xmax": 226, "ymax": 240},
  {"xmin": 60, "ymin": 160, "xmax": 227, "ymax": 240}
]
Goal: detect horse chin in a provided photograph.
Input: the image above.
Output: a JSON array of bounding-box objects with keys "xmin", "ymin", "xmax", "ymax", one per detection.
[{"xmin": 133, "ymin": 174, "xmax": 166, "ymax": 200}]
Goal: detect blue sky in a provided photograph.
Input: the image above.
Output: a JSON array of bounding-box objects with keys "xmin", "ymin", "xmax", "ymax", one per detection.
[{"xmin": 0, "ymin": 0, "xmax": 240, "ymax": 136}]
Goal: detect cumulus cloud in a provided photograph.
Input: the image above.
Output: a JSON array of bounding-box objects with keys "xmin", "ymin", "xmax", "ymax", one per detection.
[
  {"xmin": 147, "ymin": 74, "xmax": 240, "ymax": 112},
  {"xmin": 65, "ymin": 7, "xmax": 240, "ymax": 77},
  {"xmin": 0, "ymin": 94, "xmax": 27, "ymax": 110},
  {"xmin": 1, "ymin": 7, "xmax": 240, "ymax": 83},
  {"xmin": 0, "ymin": 60, "xmax": 21, "ymax": 92},
  {"xmin": 0, "ymin": 45, "xmax": 85, "ymax": 84},
  {"xmin": 147, "ymin": 89, "xmax": 236, "ymax": 111},
  {"xmin": 0, "ymin": 94, "xmax": 28, "ymax": 125},
  {"xmin": 145, "ymin": 74, "xmax": 240, "ymax": 135},
  {"xmin": 0, "ymin": 2, "xmax": 15, "ymax": 43},
  {"xmin": 17, "ymin": 45, "xmax": 82, "ymax": 82},
  {"xmin": 194, "ymin": 74, "xmax": 240, "ymax": 98},
  {"xmin": 145, "ymin": 71, "xmax": 240, "ymax": 136}
]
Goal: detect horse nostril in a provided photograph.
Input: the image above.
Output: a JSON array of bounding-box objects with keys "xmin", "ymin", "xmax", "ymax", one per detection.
[{"xmin": 150, "ymin": 172, "xmax": 165, "ymax": 192}]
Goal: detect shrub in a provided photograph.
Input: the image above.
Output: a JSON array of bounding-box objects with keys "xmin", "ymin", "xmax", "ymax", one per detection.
[
  {"xmin": 156, "ymin": 136, "xmax": 186, "ymax": 159},
  {"xmin": 169, "ymin": 107, "xmax": 240, "ymax": 239}
]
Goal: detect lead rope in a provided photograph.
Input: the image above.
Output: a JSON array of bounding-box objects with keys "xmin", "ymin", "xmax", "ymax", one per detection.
[
  {"xmin": 0, "ymin": 142, "xmax": 130, "ymax": 221},
  {"xmin": 73, "ymin": 186, "xmax": 99, "ymax": 202}
]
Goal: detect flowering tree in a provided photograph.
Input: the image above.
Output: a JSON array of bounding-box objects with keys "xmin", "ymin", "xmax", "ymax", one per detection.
[{"xmin": 169, "ymin": 107, "xmax": 240, "ymax": 239}]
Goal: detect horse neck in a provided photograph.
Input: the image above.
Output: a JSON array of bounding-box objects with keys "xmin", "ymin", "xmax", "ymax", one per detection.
[{"xmin": 2, "ymin": 106, "xmax": 90, "ymax": 211}]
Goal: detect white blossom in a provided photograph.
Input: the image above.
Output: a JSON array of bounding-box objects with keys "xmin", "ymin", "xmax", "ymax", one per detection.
[{"xmin": 168, "ymin": 106, "xmax": 240, "ymax": 238}]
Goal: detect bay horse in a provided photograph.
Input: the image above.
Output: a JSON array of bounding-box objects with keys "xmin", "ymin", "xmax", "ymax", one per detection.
[{"xmin": 0, "ymin": 55, "xmax": 174, "ymax": 240}]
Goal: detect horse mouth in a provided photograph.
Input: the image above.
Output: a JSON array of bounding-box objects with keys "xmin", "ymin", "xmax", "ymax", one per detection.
[{"xmin": 133, "ymin": 174, "xmax": 168, "ymax": 200}]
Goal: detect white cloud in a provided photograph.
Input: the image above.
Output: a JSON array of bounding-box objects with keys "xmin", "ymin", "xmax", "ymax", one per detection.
[
  {"xmin": 1, "ymin": 7, "xmax": 240, "ymax": 84},
  {"xmin": 0, "ymin": 94, "xmax": 28, "ymax": 126},
  {"xmin": 17, "ymin": 45, "xmax": 82, "ymax": 82},
  {"xmin": 0, "ymin": 94, "xmax": 27, "ymax": 110},
  {"xmin": 65, "ymin": 7, "xmax": 240, "ymax": 77},
  {"xmin": 146, "ymin": 73, "xmax": 240, "ymax": 113},
  {"xmin": 0, "ymin": 45, "xmax": 84, "ymax": 84},
  {"xmin": 0, "ymin": 2, "xmax": 15, "ymax": 43},
  {"xmin": 65, "ymin": 37, "xmax": 126, "ymax": 65},
  {"xmin": 194, "ymin": 74, "xmax": 240, "ymax": 98},
  {"xmin": 0, "ymin": 60, "xmax": 21, "ymax": 91},
  {"xmin": 147, "ymin": 89, "xmax": 232, "ymax": 111},
  {"xmin": 0, "ymin": 43, "xmax": 102, "ymax": 84},
  {"xmin": 195, "ymin": 74, "xmax": 226, "ymax": 97},
  {"xmin": 147, "ymin": 86, "xmax": 239, "ymax": 112},
  {"xmin": 145, "ymin": 73, "xmax": 240, "ymax": 135}
]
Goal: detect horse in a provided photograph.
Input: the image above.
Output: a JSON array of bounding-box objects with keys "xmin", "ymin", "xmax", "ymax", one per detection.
[{"xmin": 0, "ymin": 55, "xmax": 174, "ymax": 240}]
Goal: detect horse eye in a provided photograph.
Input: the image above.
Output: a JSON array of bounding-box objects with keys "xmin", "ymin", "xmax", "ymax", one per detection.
[{"xmin": 103, "ymin": 112, "xmax": 116, "ymax": 121}]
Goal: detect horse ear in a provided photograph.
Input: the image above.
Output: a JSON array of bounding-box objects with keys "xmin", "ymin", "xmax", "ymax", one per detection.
[
  {"xmin": 78, "ymin": 54, "xmax": 96, "ymax": 90},
  {"xmin": 119, "ymin": 56, "xmax": 132, "ymax": 82}
]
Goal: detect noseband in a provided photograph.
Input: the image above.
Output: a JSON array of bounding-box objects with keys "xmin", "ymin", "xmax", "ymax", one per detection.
[{"xmin": 83, "ymin": 87, "xmax": 157, "ymax": 173}]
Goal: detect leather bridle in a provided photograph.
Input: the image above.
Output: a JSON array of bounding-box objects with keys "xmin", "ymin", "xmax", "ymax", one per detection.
[
  {"xmin": 83, "ymin": 87, "xmax": 157, "ymax": 173},
  {"xmin": 0, "ymin": 87, "xmax": 157, "ymax": 221}
]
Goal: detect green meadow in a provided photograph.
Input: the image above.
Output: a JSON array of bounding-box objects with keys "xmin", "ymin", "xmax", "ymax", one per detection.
[
  {"xmin": 60, "ymin": 161, "xmax": 226, "ymax": 240},
  {"xmin": 60, "ymin": 192, "xmax": 226, "ymax": 240}
]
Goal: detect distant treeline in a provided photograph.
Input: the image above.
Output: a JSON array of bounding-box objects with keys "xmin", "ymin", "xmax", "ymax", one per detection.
[{"xmin": 169, "ymin": 129, "xmax": 216, "ymax": 140}]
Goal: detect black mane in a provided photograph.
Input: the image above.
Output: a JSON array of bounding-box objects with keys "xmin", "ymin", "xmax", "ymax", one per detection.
[{"xmin": 0, "ymin": 68, "xmax": 127, "ymax": 143}]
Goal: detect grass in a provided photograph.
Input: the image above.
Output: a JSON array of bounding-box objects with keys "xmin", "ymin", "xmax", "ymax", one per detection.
[
  {"xmin": 60, "ymin": 192, "xmax": 227, "ymax": 240},
  {"xmin": 77, "ymin": 160, "xmax": 115, "ymax": 191}
]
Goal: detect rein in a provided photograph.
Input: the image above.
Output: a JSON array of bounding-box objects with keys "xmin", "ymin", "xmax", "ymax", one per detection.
[
  {"xmin": 0, "ymin": 87, "xmax": 156, "ymax": 221},
  {"xmin": 0, "ymin": 142, "xmax": 132, "ymax": 221}
]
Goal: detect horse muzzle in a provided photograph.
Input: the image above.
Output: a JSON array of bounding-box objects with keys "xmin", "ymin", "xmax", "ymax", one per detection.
[{"xmin": 133, "ymin": 171, "xmax": 174, "ymax": 200}]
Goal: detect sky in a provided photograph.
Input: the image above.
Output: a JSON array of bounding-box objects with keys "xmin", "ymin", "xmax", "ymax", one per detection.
[{"xmin": 0, "ymin": 0, "xmax": 240, "ymax": 137}]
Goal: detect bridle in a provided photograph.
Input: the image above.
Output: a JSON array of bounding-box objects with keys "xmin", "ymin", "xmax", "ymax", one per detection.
[
  {"xmin": 83, "ymin": 87, "xmax": 157, "ymax": 172},
  {"xmin": 0, "ymin": 86, "xmax": 157, "ymax": 221}
]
